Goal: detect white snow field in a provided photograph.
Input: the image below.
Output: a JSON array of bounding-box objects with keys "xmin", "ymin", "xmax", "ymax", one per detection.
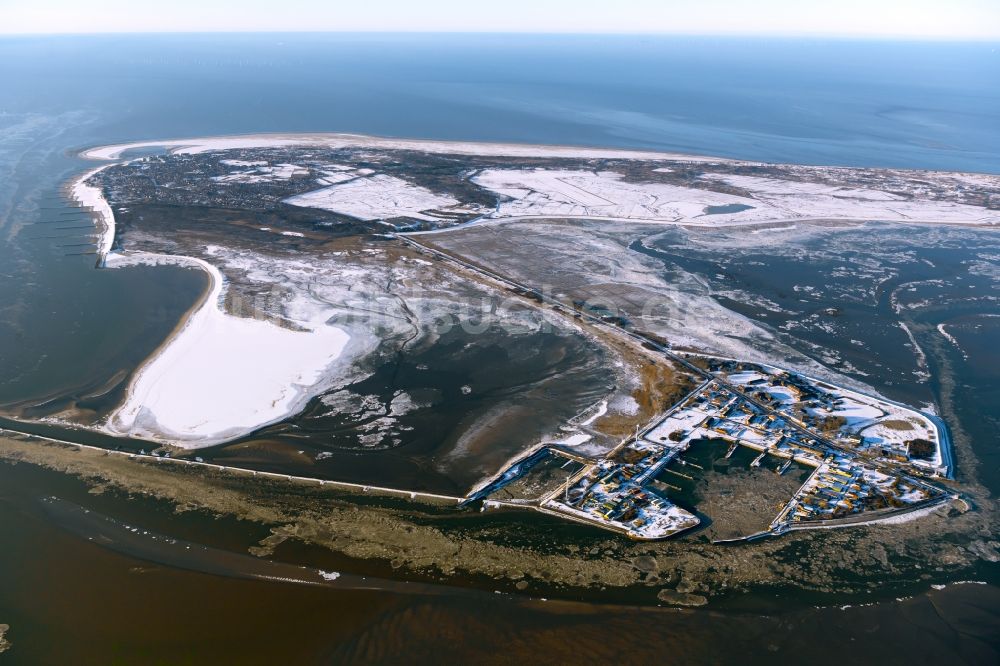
[
  {"xmin": 75, "ymin": 134, "xmax": 995, "ymax": 453},
  {"xmin": 470, "ymin": 168, "xmax": 1000, "ymax": 227},
  {"xmin": 703, "ymin": 173, "xmax": 1000, "ymax": 225},
  {"xmin": 105, "ymin": 253, "xmax": 350, "ymax": 447},
  {"xmin": 472, "ymin": 168, "xmax": 755, "ymax": 223},
  {"xmin": 212, "ymin": 163, "xmax": 310, "ymax": 183},
  {"xmin": 283, "ymin": 173, "xmax": 461, "ymax": 222}
]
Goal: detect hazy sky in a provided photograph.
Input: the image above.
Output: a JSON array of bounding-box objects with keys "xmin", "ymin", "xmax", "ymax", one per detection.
[{"xmin": 2, "ymin": 0, "xmax": 999, "ymax": 39}]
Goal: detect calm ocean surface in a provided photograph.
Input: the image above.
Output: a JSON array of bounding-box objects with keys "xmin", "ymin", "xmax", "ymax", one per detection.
[
  {"xmin": 2, "ymin": 33, "xmax": 997, "ymax": 406},
  {"xmin": 4, "ymin": 34, "xmax": 1000, "ymax": 171},
  {"xmin": 0, "ymin": 34, "xmax": 997, "ymax": 663}
]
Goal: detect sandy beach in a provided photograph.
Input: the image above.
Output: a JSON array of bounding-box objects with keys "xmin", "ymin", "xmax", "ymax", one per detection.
[
  {"xmin": 78, "ymin": 132, "xmax": 738, "ymax": 163},
  {"xmin": 68, "ymin": 164, "xmax": 116, "ymax": 259}
]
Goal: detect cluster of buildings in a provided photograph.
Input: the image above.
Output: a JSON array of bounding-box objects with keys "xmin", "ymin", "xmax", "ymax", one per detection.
[
  {"xmin": 541, "ymin": 439, "xmax": 700, "ymax": 539},
  {"xmin": 709, "ymin": 359, "xmax": 948, "ymax": 477},
  {"xmin": 775, "ymin": 462, "xmax": 937, "ymax": 526},
  {"xmin": 466, "ymin": 356, "xmax": 954, "ymax": 541}
]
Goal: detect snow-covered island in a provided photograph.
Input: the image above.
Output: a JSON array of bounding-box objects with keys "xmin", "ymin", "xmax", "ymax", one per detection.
[
  {"xmin": 77, "ymin": 133, "xmax": 1000, "ymax": 245},
  {"xmin": 59, "ymin": 133, "xmax": 981, "ymax": 540}
]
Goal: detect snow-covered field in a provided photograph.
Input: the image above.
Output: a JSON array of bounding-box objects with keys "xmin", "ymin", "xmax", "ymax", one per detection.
[
  {"xmin": 703, "ymin": 173, "xmax": 1000, "ymax": 226},
  {"xmin": 642, "ymin": 406, "xmax": 711, "ymax": 445},
  {"xmin": 97, "ymin": 232, "xmax": 573, "ymax": 449},
  {"xmin": 467, "ymin": 168, "xmax": 1000, "ymax": 227},
  {"xmin": 74, "ymin": 134, "xmax": 989, "ymax": 456},
  {"xmin": 284, "ymin": 173, "xmax": 463, "ymax": 222},
  {"xmin": 473, "ymin": 168, "xmax": 756, "ymax": 224},
  {"xmin": 105, "ymin": 252, "xmax": 350, "ymax": 447},
  {"xmin": 212, "ymin": 162, "xmax": 309, "ymax": 183},
  {"xmin": 72, "ymin": 141, "xmax": 502, "ymax": 448},
  {"xmin": 806, "ymin": 396, "xmax": 884, "ymax": 425}
]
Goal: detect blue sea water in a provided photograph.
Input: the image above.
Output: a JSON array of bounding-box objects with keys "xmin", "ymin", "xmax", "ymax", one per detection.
[
  {"xmin": 1, "ymin": 31, "xmax": 998, "ymax": 417},
  {"xmin": 2, "ymin": 34, "xmax": 998, "ymax": 171}
]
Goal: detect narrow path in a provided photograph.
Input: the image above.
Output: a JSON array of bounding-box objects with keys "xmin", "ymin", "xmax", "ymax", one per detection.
[{"xmin": 0, "ymin": 427, "xmax": 464, "ymax": 504}]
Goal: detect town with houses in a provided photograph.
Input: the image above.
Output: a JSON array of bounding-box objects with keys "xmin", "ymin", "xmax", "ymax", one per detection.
[{"xmin": 468, "ymin": 358, "xmax": 954, "ymax": 541}]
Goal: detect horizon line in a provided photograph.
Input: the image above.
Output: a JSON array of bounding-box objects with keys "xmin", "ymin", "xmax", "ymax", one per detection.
[{"xmin": 1, "ymin": 30, "xmax": 998, "ymax": 42}]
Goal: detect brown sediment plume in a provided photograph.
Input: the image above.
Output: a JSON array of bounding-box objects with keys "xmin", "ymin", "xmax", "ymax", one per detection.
[{"xmin": 1, "ymin": 433, "xmax": 995, "ymax": 603}]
